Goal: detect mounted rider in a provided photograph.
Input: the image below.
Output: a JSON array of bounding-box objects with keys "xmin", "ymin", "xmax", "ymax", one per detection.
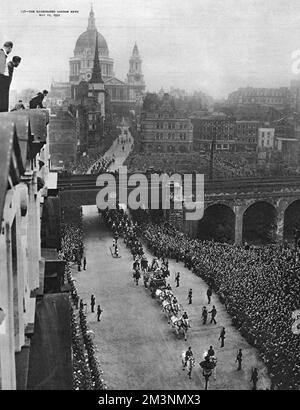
[{"xmin": 183, "ymin": 346, "xmax": 194, "ymax": 367}]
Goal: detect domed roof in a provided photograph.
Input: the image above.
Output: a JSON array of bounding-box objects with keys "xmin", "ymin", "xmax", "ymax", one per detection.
[
  {"xmin": 74, "ymin": 7, "xmax": 109, "ymax": 57},
  {"xmin": 75, "ymin": 30, "xmax": 109, "ymax": 57}
]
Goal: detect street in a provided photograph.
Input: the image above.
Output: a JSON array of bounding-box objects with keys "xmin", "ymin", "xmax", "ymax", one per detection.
[{"xmin": 73, "ymin": 205, "xmax": 271, "ymax": 390}]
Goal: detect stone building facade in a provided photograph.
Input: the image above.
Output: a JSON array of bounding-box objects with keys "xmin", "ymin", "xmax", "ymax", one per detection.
[
  {"xmin": 235, "ymin": 120, "xmax": 259, "ymax": 152},
  {"xmin": 227, "ymin": 87, "xmax": 290, "ymax": 110},
  {"xmin": 192, "ymin": 114, "xmax": 236, "ymax": 151},
  {"xmin": 140, "ymin": 94, "xmax": 193, "ymax": 153},
  {"xmin": 0, "ymin": 109, "xmax": 68, "ymax": 390}
]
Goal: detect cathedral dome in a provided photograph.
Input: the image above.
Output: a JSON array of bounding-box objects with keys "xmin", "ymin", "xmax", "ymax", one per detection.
[{"xmin": 75, "ymin": 30, "xmax": 109, "ymax": 57}]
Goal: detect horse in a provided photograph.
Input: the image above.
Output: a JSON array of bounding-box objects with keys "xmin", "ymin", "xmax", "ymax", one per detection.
[
  {"xmin": 202, "ymin": 352, "xmax": 218, "ymax": 381},
  {"xmin": 156, "ymin": 289, "xmax": 173, "ymax": 303},
  {"xmin": 181, "ymin": 351, "xmax": 195, "ymax": 379},
  {"xmin": 162, "ymin": 300, "xmax": 176, "ymax": 323},
  {"xmin": 171, "ymin": 315, "xmax": 190, "ymax": 341}
]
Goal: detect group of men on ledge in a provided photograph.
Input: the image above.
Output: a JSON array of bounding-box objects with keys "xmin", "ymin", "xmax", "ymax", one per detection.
[{"xmin": 0, "ymin": 40, "xmax": 48, "ymax": 112}]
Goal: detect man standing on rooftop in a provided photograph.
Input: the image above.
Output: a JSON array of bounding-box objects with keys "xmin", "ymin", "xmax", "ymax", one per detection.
[{"xmin": 0, "ymin": 41, "xmax": 13, "ymax": 112}]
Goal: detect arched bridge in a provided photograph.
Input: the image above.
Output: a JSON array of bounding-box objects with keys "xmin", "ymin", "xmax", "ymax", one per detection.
[{"xmin": 58, "ymin": 173, "xmax": 300, "ymax": 244}]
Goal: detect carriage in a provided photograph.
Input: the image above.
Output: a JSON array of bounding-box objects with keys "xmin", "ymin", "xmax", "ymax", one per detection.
[{"xmin": 148, "ymin": 272, "xmax": 166, "ymax": 297}]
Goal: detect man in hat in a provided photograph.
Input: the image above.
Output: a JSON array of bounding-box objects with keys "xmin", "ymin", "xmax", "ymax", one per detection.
[
  {"xmin": 202, "ymin": 306, "xmax": 208, "ymax": 324},
  {"xmin": 250, "ymin": 368, "xmax": 259, "ymax": 390},
  {"xmin": 207, "ymin": 286, "xmax": 212, "ymax": 304},
  {"xmin": 209, "ymin": 305, "xmax": 217, "ymax": 324},
  {"xmin": 97, "ymin": 305, "xmax": 103, "ymax": 322},
  {"xmin": 90, "ymin": 294, "xmax": 95, "ymax": 313},
  {"xmin": 29, "ymin": 89, "xmax": 48, "ymax": 109},
  {"xmin": 187, "ymin": 288, "xmax": 193, "ymax": 304},
  {"xmin": 175, "ymin": 272, "xmax": 180, "ymax": 287},
  {"xmin": 236, "ymin": 349, "xmax": 243, "ymax": 370}
]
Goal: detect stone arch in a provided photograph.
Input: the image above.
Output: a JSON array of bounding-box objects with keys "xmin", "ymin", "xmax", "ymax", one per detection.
[
  {"xmin": 283, "ymin": 199, "xmax": 300, "ymax": 241},
  {"xmin": 198, "ymin": 203, "xmax": 235, "ymax": 243},
  {"xmin": 242, "ymin": 201, "xmax": 277, "ymax": 245}
]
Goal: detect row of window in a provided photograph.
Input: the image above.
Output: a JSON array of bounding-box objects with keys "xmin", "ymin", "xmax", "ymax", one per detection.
[
  {"xmin": 156, "ymin": 122, "xmax": 189, "ymax": 130},
  {"xmin": 260, "ymin": 139, "xmax": 273, "ymax": 147},
  {"xmin": 196, "ymin": 134, "xmax": 234, "ymax": 140},
  {"xmin": 155, "ymin": 132, "xmax": 188, "ymax": 140},
  {"xmin": 216, "ymin": 144, "xmax": 229, "ymax": 150},
  {"xmin": 237, "ymin": 138, "xmax": 256, "ymax": 143},
  {"xmin": 260, "ymin": 131, "xmax": 273, "ymax": 138}
]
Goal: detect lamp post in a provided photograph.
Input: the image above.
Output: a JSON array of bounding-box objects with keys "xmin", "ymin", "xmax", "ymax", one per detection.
[{"xmin": 209, "ymin": 125, "xmax": 216, "ymax": 181}]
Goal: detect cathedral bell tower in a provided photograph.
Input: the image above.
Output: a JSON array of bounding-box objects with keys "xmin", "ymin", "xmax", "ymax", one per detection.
[
  {"xmin": 127, "ymin": 43, "xmax": 145, "ymax": 89},
  {"xmin": 88, "ymin": 33, "xmax": 105, "ymax": 119}
]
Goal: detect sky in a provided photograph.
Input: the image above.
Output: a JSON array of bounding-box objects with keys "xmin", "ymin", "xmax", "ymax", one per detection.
[{"xmin": 1, "ymin": 0, "xmax": 300, "ymax": 99}]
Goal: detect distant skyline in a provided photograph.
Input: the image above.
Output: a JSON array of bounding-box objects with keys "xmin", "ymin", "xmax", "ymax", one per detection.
[{"xmin": 2, "ymin": 0, "xmax": 300, "ymax": 99}]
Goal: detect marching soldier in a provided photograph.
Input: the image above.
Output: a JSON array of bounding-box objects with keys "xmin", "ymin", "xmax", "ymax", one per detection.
[
  {"xmin": 250, "ymin": 368, "xmax": 259, "ymax": 390},
  {"xmin": 236, "ymin": 349, "xmax": 243, "ymax": 371},
  {"xmin": 219, "ymin": 327, "xmax": 226, "ymax": 347},
  {"xmin": 97, "ymin": 305, "xmax": 103, "ymax": 322},
  {"xmin": 202, "ymin": 306, "xmax": 208, "ymax": 324},
  {"xmin": 175, "ymin": 272, "xmax": 180, "ymax": 287},
  {"xmin": 209, "ymin": 305, "xmax": 217, "ymax": 324},
  {"xmin": 90, "ymin": 294, "xmax": 96, "ymax": 313},
  {"xmin": 187, "ymin": 288, "xmax": 193, "ymax": 304}
]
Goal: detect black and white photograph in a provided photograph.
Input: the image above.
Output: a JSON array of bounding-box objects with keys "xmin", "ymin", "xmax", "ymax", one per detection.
[{"xmin": 0, "ymin": 0, "xmax": 299, "ymax": 393}]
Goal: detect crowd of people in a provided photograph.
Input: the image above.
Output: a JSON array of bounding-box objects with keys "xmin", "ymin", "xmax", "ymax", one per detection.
[
  {"xmin": 136, "ymin": 219, "xmax": 300, "ymax": 390},
  {"xmin": 125, "ymin": 151, "xmax": 299, "ymax": 178},
  {"xmin": 124, "ymin": 151, "xmax": 257, "ymax": 177},
  {"xmin": 59, "ymin": 208, "xmax": 106, "ymax": 390},
  {"xmin": 66, "ymin": 153, "xmax": 113, "ymax": 175}
]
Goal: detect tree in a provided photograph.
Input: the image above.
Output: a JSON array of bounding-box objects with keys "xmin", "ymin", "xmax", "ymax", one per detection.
[{"xmin": 142, "ymin": 93, "xmax": 160, "ymax": 112}]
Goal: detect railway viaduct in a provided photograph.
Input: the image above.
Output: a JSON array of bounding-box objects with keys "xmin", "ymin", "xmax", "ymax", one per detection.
[{"xmin": 57, "ymin": 173, "xmax": 300, "ymax": 244}]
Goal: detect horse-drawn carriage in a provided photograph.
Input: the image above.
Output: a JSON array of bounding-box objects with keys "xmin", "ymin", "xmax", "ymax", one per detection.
[{"xmin": 148, "ymin": 270, "xmax": 167, "ymax": 297}]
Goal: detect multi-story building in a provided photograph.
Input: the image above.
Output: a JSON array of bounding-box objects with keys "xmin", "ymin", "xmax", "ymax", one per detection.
[
  {"xmin": 236, "ymin": 120, "xmax": 259, "ymax": 152},
  {"xmin": 227, "ymin": 87, "xmax": 290, "ymax": 110},
  {"xmin": 290, "ymin": 80, "xmax": 300, "ymax": 112},
  {"xmin": 0, "ymin": 109, "xmax": 70, "ymax": 390},
  {"xmin": 141, "ymin": 94, "xmax": 193, "ymax": 153},
  {"xmin": 192, "ymin": 113, "xmax": 236, "ymax": 152},
  {"xmin": 258, "ymin": 127, "xmax": 276, "ymax": 150},
  {"xmin": 48, "ymin": 108, "xmax": 78, "ymax": 169}
]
